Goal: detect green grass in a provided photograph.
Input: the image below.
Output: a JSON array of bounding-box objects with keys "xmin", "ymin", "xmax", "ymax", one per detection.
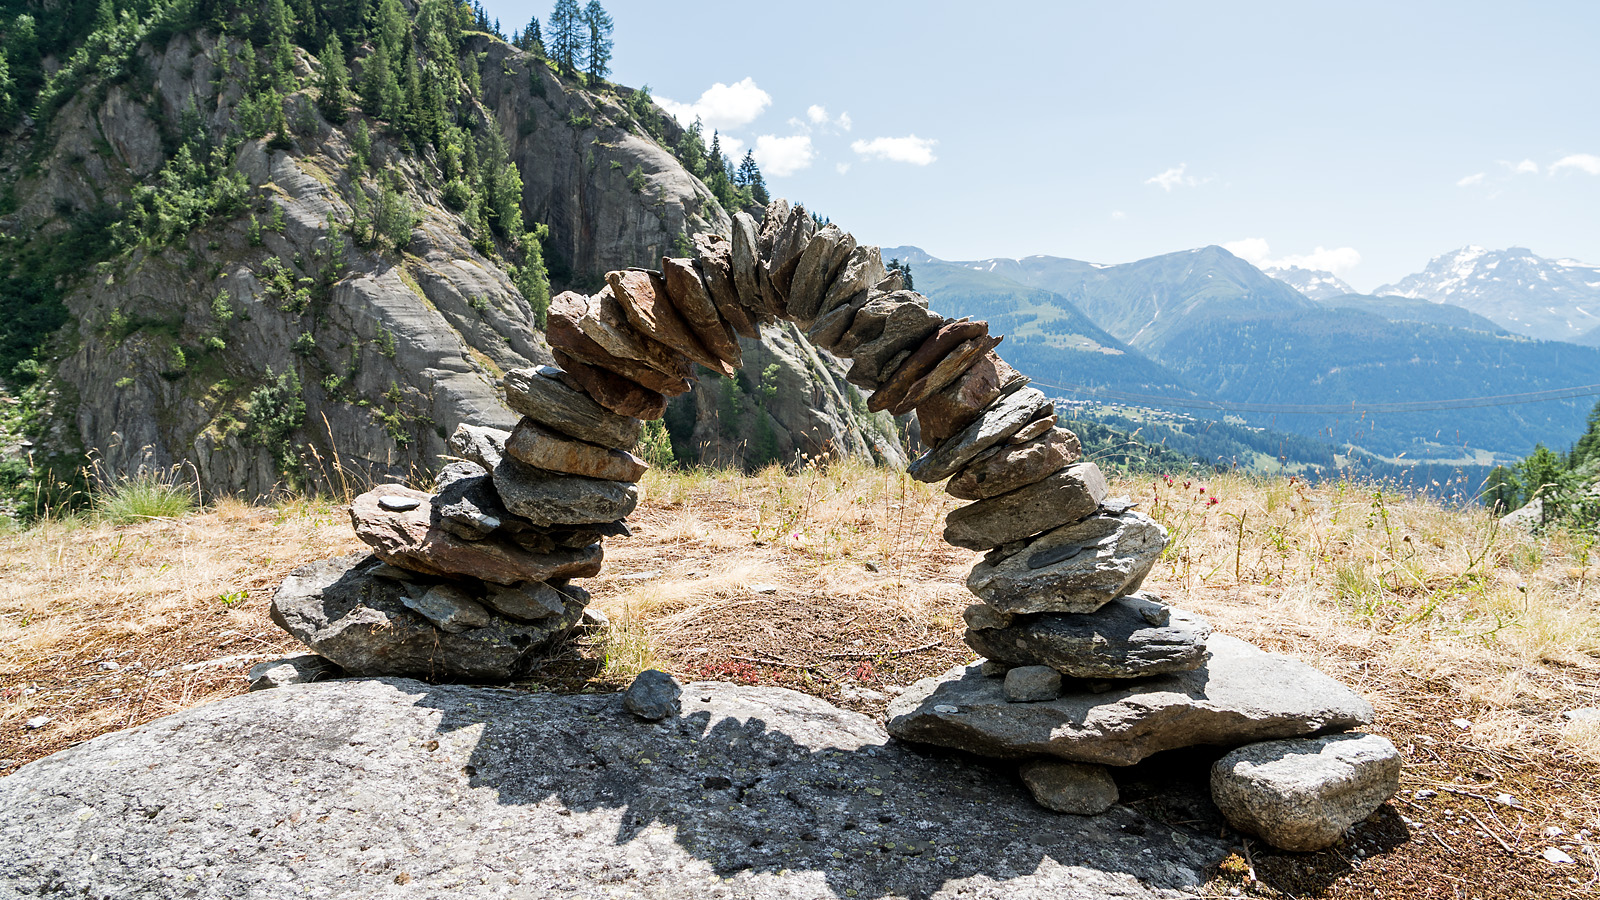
[{"xmin": 94, "ymin": 470, "xmax": 198, "ymax": 524}]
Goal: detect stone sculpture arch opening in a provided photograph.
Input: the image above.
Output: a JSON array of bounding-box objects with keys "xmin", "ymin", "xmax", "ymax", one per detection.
[{"xmin": 271, "ymin": 198, "xmax": 1390, "ymax": 834}]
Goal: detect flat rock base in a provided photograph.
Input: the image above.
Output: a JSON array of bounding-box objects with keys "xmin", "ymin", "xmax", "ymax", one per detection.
[
  {"xmin": 0, "ymin": 679, "xmax": 1225, "ymax": 899},
  {"xmin": 887, "ymin": 636, "xmax": 1374, "ymax": 766}
]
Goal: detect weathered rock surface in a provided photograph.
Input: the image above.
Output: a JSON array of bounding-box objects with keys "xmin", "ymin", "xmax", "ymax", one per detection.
[
  {"xmin": 870, "ymin": 319, "xmax": 991, "ymax": 414},
  {"xmin": 916, "ymin": 351, "xmax": 1030, "ymax": 444},
  {"xmin": 816, "ymin": 244, "xmax": 887, "ymax": 320},
  {"xmin": 784, "ymin": 225, "xmax": 856, "ymax": 325},
  {"xmin": 503, "ymin": 366, "xmax": 644, "ymax": 448},
  {"xmin": 910, "ymin": 387, "xmax": 1051, "ymax": 483},
  {"xmin": 552, "ymin": 353, "xmax": 669, "ymax": 420},
  {"xmin": 492, "ymin": 457, "xmax": 640, "ymax": 527},
  {"xmin": 480, "ymin": 580, "xmax": 574, "ymax": 621},
  {"xmin": 806, "ymin": 288, "xmax": 871, "ymax": 351},
  {"xmin": 1020, "ymin": 760, "xmax": 1120, "ymax": 816},
  {"xmin": 967, "ymin": 510, "xmax": 1167, "ymax": 614},
  {"xmin": 1004, "ymin": 666, "xmax": 1062, "ymax": 702},
  {"xmin": 547, "ymin": 289, "xmax": 695, "ymax": 393},
  {"xmin": 0, "ymin": 678, "xmax": 1224, "ymax": 899},
  {"xmin": 432, "ymin": 472, "xmax": 511, "ymax": 541},
  {"xmin": 350, "ymin": 485, "xmax": 601, "ymax": 584},
  {"xmin": 764, "ymin": 204, "xmax": 818, "ymax": 298},
  {"xmin": 608, "ymin": 269, "xmax": 728, "ymax": 374},
  {"xmin": 947, "ymin": 427, "xmax": 1082, "ymax": 501},
  {"xmin": 269, "ymin": 554, "xmax": 587, "ymax": 679},
  {"xmin": 886, "ymin": 635, "xmax": 1375, "ymax": 766},
  {"xmin": 661, "ymin": 256, "xmax": 742, "ymax": 368},
  {"xmin": 846, "ymin": 301, "xmax": 946, "ymax": 389},
  {"xmin": 965, "ymin": 595, "xmax": 1211, "ymax": 679},
  {"xmin": 246, "ymin": 654, "xmax": 343, "ymax": 691},
  {"xmin": 623, "ymin": 669, "xmax": 683, "ymax": 721},
  {"xmin": 448, "ymin": 423, "xmax": 511, "ymax": 471},
  {"xmin": 401, "ymin": 583, "xmax": 496, "ymax": 633},
  {"xmin": 945, "ymin": 463, "xmax": 1109, "ymax": 551},
  {"xmin": 884, "ymin": 333, "xmax": 1003, "ymax": 417},
  {"xmin": 1210, "ymin": 733, "xmax": 1402, "ymax": 851},
  {"xmin": 505, "ymin": 418, "xmax": 648, "ymax": 482},
  {"xmin": 692, "ymin": 233, "xmax": 760, "ymax": 339}
]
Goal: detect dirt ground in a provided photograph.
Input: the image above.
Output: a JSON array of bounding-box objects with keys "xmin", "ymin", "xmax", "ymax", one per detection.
[{"xmin": 3, "ymin": 465, "xmax": 1598, "ymax": 898}]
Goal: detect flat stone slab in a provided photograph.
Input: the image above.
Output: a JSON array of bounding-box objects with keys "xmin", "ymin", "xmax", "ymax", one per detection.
[
  {"xmin": 910, "ymin": 386, "xmax": 1050, "ymax": 483},
  {"xmin": 886, "ymin": 635, "xmax": 1374, "ymax": 766},
  {"xmin": 964, "ymin": 594, "xmax": 1211, "ymax": 679},
  {"xmin": 944, "ymin": 463, "xmax": 1109, "ymax": 551},
  {"xmin": 503, "ymin": 366, "xmax": 643, "ymax": 448},
  {"xmin": 270, "ymin": 554, "xmax": 588, "ymax": 679},
  {"xmin": 967, "ymin": 510, "xmax": 1166, "ymax": 614},
  {"xmin": 0, "ymin": 679, "xmax": 1225, "ymax": 899},
  {"xmin": 493, "ymin": 456, "xmax": 641, "ymax": 527},
  {"xmin": 1211, "ymin": 733, "xmax": 1401, "ymax": 852}
]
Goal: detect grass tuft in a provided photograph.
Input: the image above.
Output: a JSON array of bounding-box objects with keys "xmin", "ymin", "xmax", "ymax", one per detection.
[{"xmin": 94, "ymin": 470, "xmax": 198, "ymax": 525}]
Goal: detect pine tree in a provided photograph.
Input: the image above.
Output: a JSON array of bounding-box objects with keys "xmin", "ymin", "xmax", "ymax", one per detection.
[
  {"xmin": 1572, "ymin": 399, "xmax": 1600, "ymax": 469},
  {"xmin": 375, "ymin": 0, "xmax": 408, "ymax": 58},
  {"xmin": 0, "ymin": 49, "xmax": 13, "ymax": 126},
  {"xmin": 708, "ymin": 130, "xmax": 723, "ymax": 174},
  {"xmin": 581, "ymin": 0, "xmax": 612, "ymax": 83},
  {"xmin": 547, "ymin": 0, "xmax": 582, "ymax": 74},
  {"xmin": 517, "ymin": 14, "xmax": 544, "ymax": 55},
  {"xmin": 315, "ymin": 36, "xmax": 349, "ymax": 123},
  {"xmin": 748, "ymin": 161, "xmax": 769, "ymax": 205},
  {"xmin": 357, "ymin": 39, "xmax": 402, "ymax": 121},
  {"xmin": 735, "ymin": 150, "xmax": 759, "ymax": 187}
]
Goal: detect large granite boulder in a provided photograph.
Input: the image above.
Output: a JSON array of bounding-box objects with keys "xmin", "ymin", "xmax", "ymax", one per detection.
[
  {"xmin": 269, "ymin": 554, "xmax": 588, "ymax": 679},
  {"xmin": 1210, "ymin": 733, "xmax": 1402, "ymax": 851},
  {"xmin": 886, "ymin": 635, "xmax": 1374, "ymax": 766},
  {"xmin": 0, "ymin": 679, "xmax": 1226, "ymax": 899}
]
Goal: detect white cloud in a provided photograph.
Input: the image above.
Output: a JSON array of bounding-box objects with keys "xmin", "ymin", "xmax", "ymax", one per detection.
[
  {"xmin": 1456, "ymin": 172, "xmax": 1486, "ymax": 187},
  {"xmin": 1513, "ymin": 159, "xmax": 1539, "ymax": 175},
  {"xmin": 835, "ymin": 162, "xmax": 851, "ymax": 175},
  {"xmin": 1552, "ymin": 153, "xmax": 1600, "ymax": 176},
  {"xmin": 807, "ymin": 105, "xmax": 828, "ymax": 125},
  {"xmin": 1110, "ymin": 210, "xmax": 1127, "ymax": 220},
  {"xmin": 656, "ymin": 78, "xmax": 772, "ymax": 131},
  {"xmin": 1223, "ymin": 238, "xmax": 1361, "ymax": 275},
  {"xmin": 796, "ymin": 105, "xmax": 852, "ymax": 133},
  {"xmin": 754, "ymin": 135, "xmax": 814, "ymax": 177},
  {"xmin": 1147, "ymin": 164, "xmax": 1196, "ymax": 191},
  {"xmin": 838, "ymin": 112, "xmax": 852, "ymax": 131},
  {"xmin": 718, "ymin": 135, "xmax": 745, "ymax": 159},
  {"xmin": 850, "ymin": 135, "xmax": 938, "ymax": 166}
]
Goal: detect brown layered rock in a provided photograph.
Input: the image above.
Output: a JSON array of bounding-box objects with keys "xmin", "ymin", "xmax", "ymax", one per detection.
[
  {"xmin": 868, "ymin": 320, "xmax": 991, "ymax": 414},
  {"xmin": 350, "ymin": 485, "xmax": 605, "ymax": 585},
  {"xmin": 806, "ymin": 289, "xmax": 870, "ymax": 352},
  {"xmin": 503, "ymin": 367, "xmax": 643, "ymax": 448},
  {"xmin": 763, "ymin": 203, "xmax": 817, "ymax": 298},
  {"xmin": 888, "ymin": 334, "xmax": 1004, "ymax": 417},
  {"xmin": 816, "ymin": 245, "xmax": 887, "ymax": 320},
  {"xmin": 833, "ymin": 290, "xmax": 918, "ymax": 357},
  {"xmin": 553, "ymin": 289, "xmax": 696, "ymax": 384},
  {"xmin": 694, "ymin": 233, "xmax": 759, "ymax": 339},
  {"xmin": 730, "ymin": 212, "xmax": 772, "ymax": 319},
  {"xmin": 546, "ymin": 293, "xmax": 693, "ymax": 396},
  {"xmin": 908, "ymin": 387, "xmax": 1052, "ymax": 483},
  {"xmin": 944, "ymin": 463, "xmax": 1110, "ymax": 550},
  {"xmin": 915, "ymin": 352, "xmax": 1030, "ymax": 444},
  {"xmin": 846, "ymin": 304, "xmax": 946, "ymax": 390},
  {"xmin": 505, "ymin": 419, "xmax": 648, "ymax": 483},
  {"xmin": 967, "ymin": 511, "xmax": 1169, "ymax": 615},
  {"xmin": 661, "ymin": 257, "xmax": 742, "ymax": 368},
  {"xmin": 607, "ymin": 269, "xmax": 731, "ymax": 376},
  {"xmin": 552, "ymin": 353, "xmax": 669, "ymax": 420},
  {"xmin": 785, "ymin": 225, "xmax": 856, "ymax": 325},
  {"xmin": 947, "ymin": 427, "xmax": 1082, "ymax": 501}
]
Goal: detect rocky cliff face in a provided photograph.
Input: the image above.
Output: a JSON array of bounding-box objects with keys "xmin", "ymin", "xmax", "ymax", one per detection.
[{"xmin": 1, "ymin": 17, "xmax": 889, "ymax": 503}]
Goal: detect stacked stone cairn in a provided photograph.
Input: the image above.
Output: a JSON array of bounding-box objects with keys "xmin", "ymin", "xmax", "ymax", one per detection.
[{"xmin": 269, "ymin": 198, "xmax": 1398, "ymax": 851}]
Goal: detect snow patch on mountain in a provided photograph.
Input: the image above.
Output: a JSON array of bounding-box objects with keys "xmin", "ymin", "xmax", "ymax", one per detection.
[
  {"xmin": 1375, "ymin": 247, "xmax": 1600, "ymax": 342},
  {"xmin": 1262, "ymin": 265, "xmax": 1356, "ymax": 301}
]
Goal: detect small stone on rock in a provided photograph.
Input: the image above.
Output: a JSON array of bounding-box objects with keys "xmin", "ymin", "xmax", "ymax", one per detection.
[
  {"xmin": 1210, "ymin": 732, "xmax": 1402, "ymax": 852},
  {"xmin": 247, "ymin": 655, "xmax": 343, "ymax": 692},
  {"xmin": 1544, "ymin": 847, "xmax": 1576, "ymax": 865},
  {"xmin": 1019, "ymin": 759, "xmax": 1119, "ymax": 815},
  {"xmin": 25, "ymin": 716, "xmax": 50, "ymax": 730},
  {"xmin": 379, "ymin": 496, "xmax": 423, "ymax": 512},
  {"xmin": 1004, "ymin": 666, "xmax": 1062, "ymax": 703},
  {"xmin": 624, "ymin": 670, "xmax": 682, "ymax": 721}
]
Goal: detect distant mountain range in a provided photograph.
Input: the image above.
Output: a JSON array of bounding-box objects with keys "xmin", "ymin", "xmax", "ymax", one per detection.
[
  {"xmin": 1265, "ymin": 247, "xmax": 1600, "ymax": 343},
  {"xmin": 888, "ymin": 244, "xmax": 1600, "ymax": 472}
]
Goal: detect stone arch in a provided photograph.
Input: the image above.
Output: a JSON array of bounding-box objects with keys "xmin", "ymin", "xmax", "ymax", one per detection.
[{"xmin": 273, "ymin": 199, "xmax": 1381, "ymax": 827}]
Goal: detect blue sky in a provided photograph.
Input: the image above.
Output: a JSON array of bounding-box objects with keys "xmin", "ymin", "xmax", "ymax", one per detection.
[{"xmin": 484, "ymin": 1, "xmax": 1599, "ymax": 290}]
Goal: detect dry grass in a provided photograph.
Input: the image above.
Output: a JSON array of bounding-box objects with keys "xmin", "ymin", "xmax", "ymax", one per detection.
[{"xmin": 3, "ymin": 461, "xmax": 1600, "ymax": 898}]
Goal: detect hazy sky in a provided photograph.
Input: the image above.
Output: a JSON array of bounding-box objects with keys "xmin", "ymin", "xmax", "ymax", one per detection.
[{"xmin": 483, "ymin": 0, "xmax": 1599, "ymax": 290}]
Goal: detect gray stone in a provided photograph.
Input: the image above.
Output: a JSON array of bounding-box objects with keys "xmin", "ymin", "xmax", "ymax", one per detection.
[
  {"xmin": 448, "ymin": 423, "xmax": 511, "ymax": 471},
  {"xmin": 730, "ymin": 211, "xmax": 765, "ymax": 310},
  {"xmin": 1211, "ymin": 733, "xmax": 1402, "ymax": 852},
  {"xmin": 886, "ymin": 635, "xmax": 1376, "ymax": 766},
  {"xmin": 433, "ymin": 472, "xmax": 511, "ymax": 541},
  {"xmin": 661, "ymin": 256, "xmax": 743, "ymax": 368},
  {"xmin": 963, "ymin": 602, "xmax": 1015, "ymax": 632},
  {"xmin": 0, "ymin": 678, "xmax": 1224, "ymax": 899},
  {"xmin": 480, "ymin": 580, "xmax": 580, "ymax": 621},
  {"xmin": 967, "ymin": 511, "xmax": 1168, "ymax": 614},
  {"xmin": 833, "ymin": 290, "xmax": 921, "ymax": 357},
  {"xmin": 623, "ymin": 669, "xmax": 683, "ymax": 721},
  {"xmin": 980, "ymin": 660, "xmax": 1011, "ymax": 677},
  {"xmin": 806, "ymin": 288, "xmax": 870, "ymax": 351},
  {"xmin": 245, "ymin": 655, "xmax": 343, "ymax": 692},
  {"xmin": 784, "ymin": 225, "xmax": 856, "ymax": 324},
  {"xmin": 845, "ymin": 302, "xmax": 945, "ymax": 389},
  {"xmin": 765, "ymin": 204, "xmax": 818, "ymax": 297},
  {"xmin": 505, "ymin": 418, "xmax": 648, "ymax": 482},
  {"xmin": 377, "ymin": 495, "xmax": 422, "ymax": 512},
  {"xmin": 948, "ymin": 427, "xmax": 1082, "ymax": 501},
  {"xmin": 944, "ymin": 463, "xmax": 1109, "ymax": 551},
  {"xmin": 965, "ymin": 595, "xmax": 1211, "ymax": 679},
  {"xmin": 1019, "ymin": 760, "xmax": 1119, "ymax": 816},
  {"xmin": 401, "ymin": 583, "xmax": 494, "ymax": 633},
  {"xmin": 815, "ymin": 244, "xmax": 886, "ymax": 321},
  {"xmin": 269, "ymin": 554, "xmax": 586, "ymax": 679},
  {"xmin": 909, "ymin": 387, "xmax": 1052, "ymax": 483},
  {"xmin": 503, "ymin": 366, "xmax": 644, "ymax": 448},
  {"xmin": 492, "ymin": 456, "xmax": 640, "ymax": 527},
  {"xmin": 692, "ymin": 233, "xmax": 760, "ymax": 340},
  {"xmin": 434, "ymin": 460, "xmax": 487, "ymax": 491},
  {"xmin": 1004, "ymin": 666, "xmax": 1062, "ymax": 702}
]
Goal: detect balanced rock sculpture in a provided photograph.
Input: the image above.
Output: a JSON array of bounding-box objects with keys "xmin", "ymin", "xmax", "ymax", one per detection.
[{"xmin": 267, "ymin": 198, "xmax": 1395, "ymax": 847}]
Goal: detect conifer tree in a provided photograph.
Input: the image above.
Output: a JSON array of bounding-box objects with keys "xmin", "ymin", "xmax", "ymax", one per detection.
[
  {"xmin": 517, "ymin": 15, "xmax": 544, "ymax": 55},
  {"xmin": 736, "ymin": 150, "xmax": 758, "ymax": 187},
  {"xmin": 315, "ymin": 36, "xmax": 349, "ymax": 123},
  {"xmin": 581, "ymin": 1, "xmax": 612, "ymax": 83},
  {"xmin": 375, "ymin": 0, "xmax": 408, "ymax": 58},
  {"xmin": 547, "ymin": 0, "xmax": 582, "ymax": 74},
  {"xmin": 358, "ymin": 39, "xmax": 402, "ymax": 121},
  {"xmin": 0, "ymin": 49, "xmax": 13, "ymax": 126}
]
